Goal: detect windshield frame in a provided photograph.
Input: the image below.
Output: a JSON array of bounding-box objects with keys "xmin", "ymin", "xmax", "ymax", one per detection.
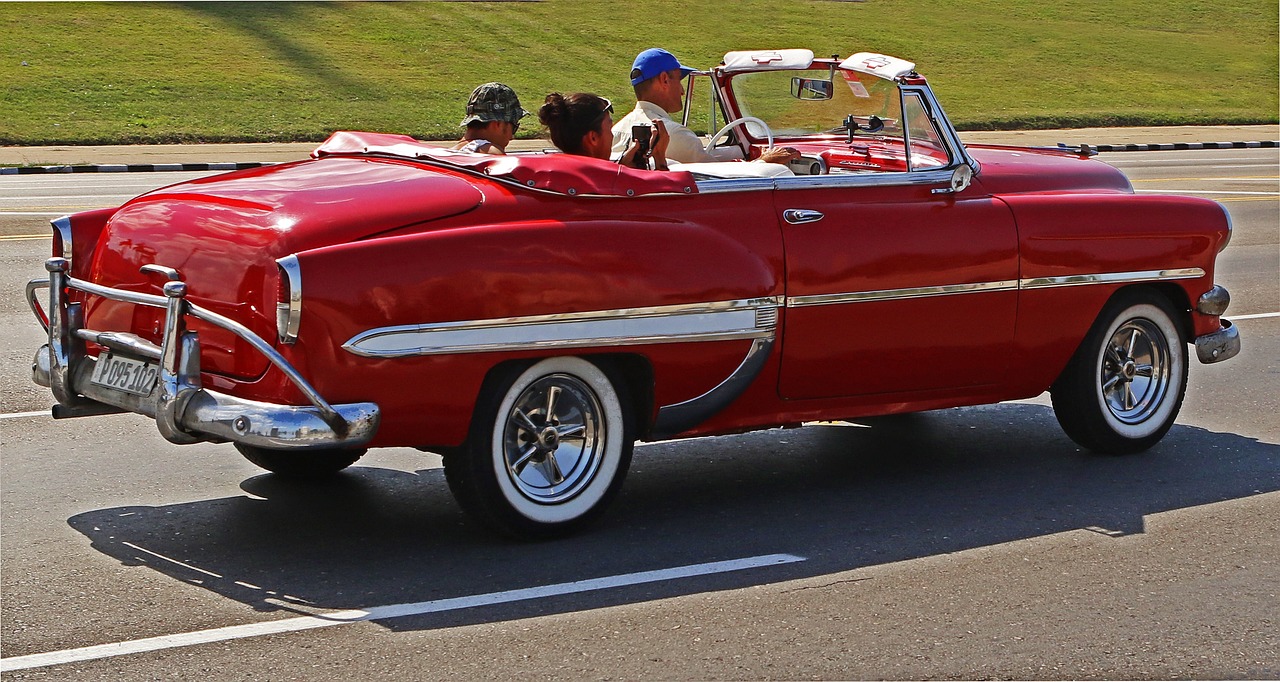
[{"xmin": 706, "ymin": 57, "xmax": 974, "ymax": 174}]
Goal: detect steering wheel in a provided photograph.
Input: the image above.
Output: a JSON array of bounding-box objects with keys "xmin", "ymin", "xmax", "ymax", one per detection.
[{"xmin": 704, "ymin": 116, "xmax": 775, "ymax": 154}]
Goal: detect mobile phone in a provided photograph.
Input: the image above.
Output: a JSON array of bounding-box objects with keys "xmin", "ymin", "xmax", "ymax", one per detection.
[{"xmin": 631, "ymin": 124, "xmax": 651, "ymax": 168}]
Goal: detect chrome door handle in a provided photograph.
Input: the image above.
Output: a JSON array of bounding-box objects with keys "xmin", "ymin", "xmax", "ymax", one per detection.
[{"xmin": 783, "ymin": 209, "xmax": 824, "ymax": 225}]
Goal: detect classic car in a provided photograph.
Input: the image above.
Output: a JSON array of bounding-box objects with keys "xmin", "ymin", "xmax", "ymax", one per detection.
[{"xmin": 26, "ymin": 49, "xmax": 1240, "ymax": 538}]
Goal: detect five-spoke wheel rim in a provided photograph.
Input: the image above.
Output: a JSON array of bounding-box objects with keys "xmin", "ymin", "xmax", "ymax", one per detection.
[
  {"xmin": 1100, "ymin": 318, "xmax": 1171, "ymax": 425},
  {"xmin": 501, "ymin": 373, "xmax": 604, "ymax": 504}
]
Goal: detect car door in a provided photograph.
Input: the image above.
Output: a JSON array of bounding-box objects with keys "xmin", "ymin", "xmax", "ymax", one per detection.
[
  {"xmin": 774, "ymin": 87, "xmax": 1018, "ymax": 400},
  {"xmin": 775, "ymin": 177, "xmax": 1018, "ymax": 400}
]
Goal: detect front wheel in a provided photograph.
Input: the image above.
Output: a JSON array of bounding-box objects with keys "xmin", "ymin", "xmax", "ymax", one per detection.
[
  {"xmin": 444, "ymin": 357, "xmax": 634, "ymax": 539},
  {"xmin": 1050, "ymin": 291, "xmax": 1188, "ymax": 454}
]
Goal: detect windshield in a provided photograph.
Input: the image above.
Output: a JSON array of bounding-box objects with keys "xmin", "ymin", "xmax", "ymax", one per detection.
[{"xmin": 729, "ymin": 67, "xmax": 903, "ymax": 139}]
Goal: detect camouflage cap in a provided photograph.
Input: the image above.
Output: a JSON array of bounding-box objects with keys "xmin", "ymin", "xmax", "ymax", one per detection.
[{"xmin": 461, "ymin": 82, "xmax": 528, "ymax": 126}]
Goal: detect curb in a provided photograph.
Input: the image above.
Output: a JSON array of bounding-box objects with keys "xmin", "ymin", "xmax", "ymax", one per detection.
[
  {"xmin": 2, "ymin": 140, "xmax": 1277, "ymax": 175},
  {"xmin": 1087, "ymin": 140, "xmax": 1278, "ymax": 153},
  {"xmin": 1, "ymin": 162, "xmax": 274, "ymax": 176}
]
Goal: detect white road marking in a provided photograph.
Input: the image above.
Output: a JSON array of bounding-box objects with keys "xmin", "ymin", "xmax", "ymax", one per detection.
[
  {"xmin": 1135, "ymin": 189, "xmax": 1279, "ymax": 196},
  {"xmin": 0, "ymin": 211, "xmax": 71, "ymax": 216},
  {"xmin": 1231, "ymin": 312, "xmax": 1280, "ymax": 321},
  {"xmin": 0, "ymin": 553, "xmax": 805, "ymax": 672},
  {"xmin": 0, "ymin": 194, "xmax": 135, "ymax": 201},
  {"xmin": 1106, "ymin": 156, "xmax": 1280, "ymax": 164},
  {"xmin": 0, "ymin": 410, "xmax": 49, "ymax": 421}
]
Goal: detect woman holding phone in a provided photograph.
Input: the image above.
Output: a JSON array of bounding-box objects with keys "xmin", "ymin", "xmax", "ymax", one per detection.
[{"xmin": 538, "ymin": 92, "xmax": 669, "ymax": 170}]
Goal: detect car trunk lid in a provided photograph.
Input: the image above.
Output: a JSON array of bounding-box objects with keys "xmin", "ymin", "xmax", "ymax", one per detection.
[{"xmin": 83, "ymin": 157, "xmax": 483, "ymax": 380}]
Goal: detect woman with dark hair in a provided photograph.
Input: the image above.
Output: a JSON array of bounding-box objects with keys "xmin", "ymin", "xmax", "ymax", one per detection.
[{"xmin": 538, "ymin": 92, "xmax": 669, "ymax": 170}]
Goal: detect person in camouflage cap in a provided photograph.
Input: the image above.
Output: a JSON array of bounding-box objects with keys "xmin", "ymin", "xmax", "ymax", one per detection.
[{"xmin": 452, "ymin": 82, "xmax": 528, "ymax": 155}]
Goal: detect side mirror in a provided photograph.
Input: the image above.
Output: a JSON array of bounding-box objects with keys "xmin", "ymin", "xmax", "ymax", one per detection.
[
  {"xmin": 791, "ymin": 77, "xmax": 834, "ymax": 100},
  {"xmin": 931, "ymin": 164, "xmax": 973, "ymax": 195}
]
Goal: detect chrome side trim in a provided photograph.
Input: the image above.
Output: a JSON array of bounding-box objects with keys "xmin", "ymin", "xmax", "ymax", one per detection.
[
  {"xmin": 343, "ymin": 297, "xmax": 784, "ymax": 358},
  {"xmin": 1218, "ymin": 202, "xmax": 1233, "ymax": 253},
  {"xmin": 51, "ymin": 215, "xmax": 72, "ymax": 260},
  {"xmin": 1019, "ymin": 268, "xmax": 1204, "ymax": 290},
  {"xmin": 776, "ymin": 168, "xmax": 954, "ymax": 192},
  {"xmin": 786, "ymin": 269, "xmax": 1207, "ymax": 309},
  {"xmin": 652, "ymin": 336, "xmax": 774, "ymax": 439},
  {"xmin": 276, "ymin": 255, "xmax": 302, "ymax": 344},
  {"xmin": 696, "ymin": 169, "xmax": 960, "ymax": 194},
  {"xmin": 788, "ymin": 280, "xmax": 1019, "ymax": 308}
]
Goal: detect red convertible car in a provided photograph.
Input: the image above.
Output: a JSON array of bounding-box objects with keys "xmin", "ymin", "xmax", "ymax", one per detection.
[{"xmin": 27, "ymin": 49, "xmax": 1240, "ymax": 537}]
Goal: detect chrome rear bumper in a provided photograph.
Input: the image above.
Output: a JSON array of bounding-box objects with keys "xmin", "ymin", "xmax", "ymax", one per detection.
[{"xmin": 28, "ymin": 257, "xmax": 379, "ymax": 449}]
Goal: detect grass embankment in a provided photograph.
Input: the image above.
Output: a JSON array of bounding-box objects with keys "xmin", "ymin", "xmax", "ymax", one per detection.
[{"xmin": 1, "ymin": 1, "xmax": 1276, "ymax": 145}]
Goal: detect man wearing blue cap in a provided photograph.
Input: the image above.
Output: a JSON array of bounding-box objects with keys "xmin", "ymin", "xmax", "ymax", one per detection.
[{"xmin": 611, "ymin": 48, "xmax": 797, "ymax": 165}]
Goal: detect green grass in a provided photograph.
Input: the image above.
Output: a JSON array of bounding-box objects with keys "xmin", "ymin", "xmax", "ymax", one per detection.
[{"xmin": 1, "ymin": 1, "xmax": 1275, "ymax": 145}]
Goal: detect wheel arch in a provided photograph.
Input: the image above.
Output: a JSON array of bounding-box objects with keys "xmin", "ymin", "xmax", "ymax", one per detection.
[{"xmin": 1110, "ymin": 282, "xmax": 1193, "ymax": 343}]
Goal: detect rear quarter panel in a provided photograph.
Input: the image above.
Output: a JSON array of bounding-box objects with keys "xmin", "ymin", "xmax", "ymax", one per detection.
[{"xmin": 286, "ymin": 184, "xmax": 785, "ymax": 447}]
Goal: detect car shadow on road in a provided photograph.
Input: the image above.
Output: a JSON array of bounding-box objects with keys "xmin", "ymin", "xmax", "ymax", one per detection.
[{"xmin": 66, "ymin": 402, "xmax": 1280, "ymax": 633}]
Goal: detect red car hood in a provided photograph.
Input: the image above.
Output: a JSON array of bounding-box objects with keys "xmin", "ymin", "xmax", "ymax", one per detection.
[
  {"xmin": 966, "ymin": 145, "xmax": 1133, "ymax": 195},
  {"xmin": 84, "ymin": 157, "xmax": 483, "ymax": 381}
]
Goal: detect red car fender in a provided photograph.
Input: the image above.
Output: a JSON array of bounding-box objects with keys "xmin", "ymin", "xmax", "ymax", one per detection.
[{"xmin": 1000, "ymin": 192, "xmax": 1230, "ymax": 393}]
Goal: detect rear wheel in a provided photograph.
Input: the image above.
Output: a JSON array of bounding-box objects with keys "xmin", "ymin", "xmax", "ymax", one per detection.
[
  {"xmin": 444, "ymin": 357, "xmax": 634, "ymax": 538},
  {"xmin": 234, "ymin": 443, "xmax": 366, "ymax": 477},
  {"xmin": 1050, "ymin": 291, "xmax": 1187, "ymax": 454}
]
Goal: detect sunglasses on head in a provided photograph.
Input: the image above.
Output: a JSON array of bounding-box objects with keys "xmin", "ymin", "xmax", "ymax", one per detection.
[{"xmin": 589, "ymin": 97, "xmax": 614, "ymax": 127}]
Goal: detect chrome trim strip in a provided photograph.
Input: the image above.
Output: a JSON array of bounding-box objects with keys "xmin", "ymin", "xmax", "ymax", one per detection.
[
  {"xmin": 697, "ymin": 169, "xmax": 960, "ymax": 194},
  {"xmin": 652, "ymin": 336, "xmax": 774, "ymax": 439},
  {"xmin": 276, "ymin": 255, "xmax": 302, "ymax": 344},
  {"xmin": 51, "ymin": 215, "xmax": 72, "ymax": 260},
  {"xmin": 788, "ymin": 280, "xmax": 1019, "ymax": 308},
  {"xmin": 903, "ymin": 84, "xmax": 977, "ymax": 172},
  {"xmin": 786, "ymin": 269, "xmax": 1206, "ymax": 309},
  {"xmin": 1019, "ymin": 268, "xmax": 1204, "ymax": 290},
  {"xmin": 776, "ymin": 169, "xmax": 954, "ymax": 191},
  {"xmin": 343, "ymin": 297, "xmax": 784, "ymax": 358}
]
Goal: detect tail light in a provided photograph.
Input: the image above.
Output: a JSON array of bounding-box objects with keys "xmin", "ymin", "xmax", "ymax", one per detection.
[{"xmin": 276, "ymin": 255, "xmax": 302, "ymax": 344}]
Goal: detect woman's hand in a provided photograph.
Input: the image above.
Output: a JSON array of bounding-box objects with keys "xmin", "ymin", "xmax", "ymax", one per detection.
[
  {"xmin": 617, "ymin": 119, "xmax": 671, "ymax": 171},
  {"xmin": 649, "ymin": 119, "xmax": 669, "ymax": 171}
]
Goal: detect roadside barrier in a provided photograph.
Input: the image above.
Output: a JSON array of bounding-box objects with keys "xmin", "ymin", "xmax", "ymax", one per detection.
[
  {"xmin": 1085, "ymin": 140, "xmax": 1278, "ymax": 152},
  {"xmin": 2, "ymin": 140, "xmax": 1277, "ymax": 174},
  {"xmin": 0, "ymin": 162, "xmax": 275, "ymax": 175}
]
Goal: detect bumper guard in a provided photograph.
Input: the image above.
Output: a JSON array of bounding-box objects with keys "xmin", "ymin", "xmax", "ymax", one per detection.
[{"xmin": 27, "ymin": 257, "xmax": 379, "ymax": 449}]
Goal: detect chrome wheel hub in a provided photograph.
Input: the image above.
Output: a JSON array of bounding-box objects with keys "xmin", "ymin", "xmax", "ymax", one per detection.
[
  {"xmin": 502, "ymin": 374, "xmax": 603, "ymax": 504},
  {"xmin": 1100, "ymin": 319, "xmax": 1170, "ymax": 425}
]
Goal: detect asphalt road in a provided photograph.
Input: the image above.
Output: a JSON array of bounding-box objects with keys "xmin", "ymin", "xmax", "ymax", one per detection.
[{"xmin": 1, "ymin": 146, "xmax": 1277, "ymax": 680}]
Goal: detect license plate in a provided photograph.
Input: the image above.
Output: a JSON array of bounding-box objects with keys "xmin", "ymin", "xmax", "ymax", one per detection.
[{"xmin": 90, "ymin": 353, "xmax": 160, "ymax": 397}]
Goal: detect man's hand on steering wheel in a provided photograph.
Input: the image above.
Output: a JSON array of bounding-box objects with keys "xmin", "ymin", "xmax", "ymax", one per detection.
[{"xmin": 758, "ymin": 146, "xmax": 800, "ymax": 165}]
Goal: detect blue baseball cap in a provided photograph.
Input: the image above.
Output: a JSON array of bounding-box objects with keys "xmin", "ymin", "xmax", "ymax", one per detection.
[{"xmin": 629, "ymin": 48, "xmax": 695, "ymax": 86}]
